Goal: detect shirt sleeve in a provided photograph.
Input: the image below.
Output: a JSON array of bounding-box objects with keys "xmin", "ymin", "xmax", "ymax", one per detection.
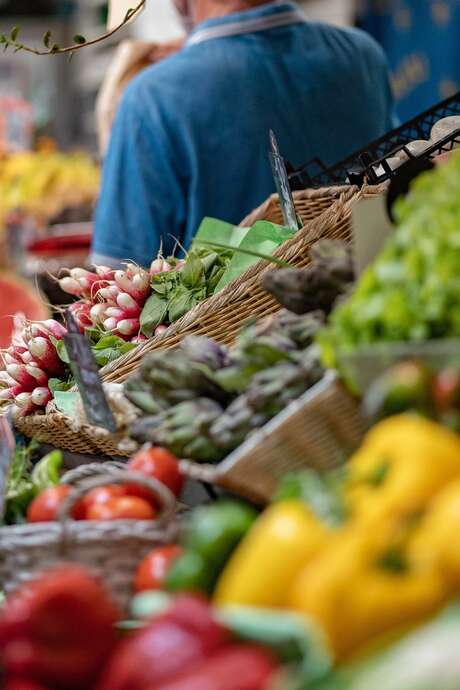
[{"xmin": 91, "ymin": 76, "xmax": 187, "ymax": 268}]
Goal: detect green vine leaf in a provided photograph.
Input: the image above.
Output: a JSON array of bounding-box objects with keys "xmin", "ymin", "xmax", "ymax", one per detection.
[
  {"xmin": 73, "ymin": 34, "xmax": 86, "ymax": 45},
  {"xmin": 42, "ymin": 31, "xmax": 52, "ymax": 48},
  {"xmin": 10, "ymin": 26, "xmax": 20, "ymax": 41}
]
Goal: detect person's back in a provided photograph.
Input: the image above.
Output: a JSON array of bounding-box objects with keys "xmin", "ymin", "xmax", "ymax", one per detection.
[{"xmin": 92, "ymin": 1, "xmax": 395, "ymax": 268}]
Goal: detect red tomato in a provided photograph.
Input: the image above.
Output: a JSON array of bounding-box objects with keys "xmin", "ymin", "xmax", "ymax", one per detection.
[
  {"xmin": 135, "ymin": 545, "xmax": 183, "ymax": 593},
  {"xmin": 27, "ymin": 485, "xmax": 85, "ymax": 523},
  {"xmin": 87, "ymin": 496, "xmax": 157, "ymax": 521},
  {"xmin": 127, "ymin": 447, "xmax": 184, "ymax": 502},
  {"xmin": 81, "ymin": 484, "xmax": 126, "ymax": 518}
]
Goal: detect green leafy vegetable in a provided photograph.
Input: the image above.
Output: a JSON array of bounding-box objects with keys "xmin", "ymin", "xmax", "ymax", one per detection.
[
  {"xmin": 91, "ymin": 335, "xmax": 135, "ymax": 367},
  {"xmin": 319, "ymin": 151, "xmax": 460, "ymax": 369}
]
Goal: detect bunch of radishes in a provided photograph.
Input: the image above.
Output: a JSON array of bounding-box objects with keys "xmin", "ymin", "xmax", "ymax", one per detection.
[
  {"xmin": 58, "ymin": 260, "xmax": 177, "ymax": 342},
  {"xmin": 0, "ymin": 318, "xmax": 68, "ymax": 417}
]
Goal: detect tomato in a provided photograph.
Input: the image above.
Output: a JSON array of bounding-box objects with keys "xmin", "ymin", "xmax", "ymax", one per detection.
[
  {"xmin": 127, "ymin": 447, "xmax": 184, "ymax": 502},
  {"xmin": 81, "ymin": 484, "xmax": 126, "ymax": 518},
  {"xmin": 135, "ymin": 545, "xmax": 183, "ymax": 593},
  {"xmin": 27, "ymin": 485, "xmax": 85, "ymax": 523},
  {"xmin": 87, "ymin": 496, "xmax": 157, "ymax": 521}
]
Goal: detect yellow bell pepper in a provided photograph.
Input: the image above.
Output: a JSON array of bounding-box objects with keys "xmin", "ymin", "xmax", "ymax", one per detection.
[
  {"xmin": 214, "ymin": 499, "xmax": 329, "ymax": 608},
  {"xmin": 345, "ymin": 415, "xmax": 460, "ymax": 522},
  {"xmin": 289, "ymin": 521, "xmax": 447, "ymax": 660},
  {"xmin": 409, "ymin": 479, "xmax": 460, "ymax": 588}
]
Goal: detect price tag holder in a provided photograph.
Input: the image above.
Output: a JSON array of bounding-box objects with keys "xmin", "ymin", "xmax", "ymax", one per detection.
[
  {"xmin": 0, "ymin": 411, "xmax": 15, "ymax": 520},
  {"xmin": 269, "ymin": 130, "xmax": 299, "ymax": 232},
  {"xmin": 64, "ymin": 312, "xmax": 117, "ymax": 433},
  {"xmin": 352, "ymin": 194, "xmax": 393, "ymax": 277}
]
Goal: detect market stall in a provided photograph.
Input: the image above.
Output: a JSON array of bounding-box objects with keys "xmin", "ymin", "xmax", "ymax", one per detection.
[{"xmin": 1, "ymin": 37, "xmax": 460, "ymax": 686}]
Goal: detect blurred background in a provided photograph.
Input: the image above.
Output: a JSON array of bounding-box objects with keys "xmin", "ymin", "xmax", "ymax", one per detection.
[
  {"xmin": 0, "ymin": 0, "xmax": 458, "ymax": 326},
  {"xmin": 0, "ymin": 0, "xmax": 458, "ymax": 151}
]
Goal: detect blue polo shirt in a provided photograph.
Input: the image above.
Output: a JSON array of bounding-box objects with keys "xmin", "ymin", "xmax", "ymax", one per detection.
[{"xmin": 92, "ymin": 1, "xmax": 395, "ymax": 267}]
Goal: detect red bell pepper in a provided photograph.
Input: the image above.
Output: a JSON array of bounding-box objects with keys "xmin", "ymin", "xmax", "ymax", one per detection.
[
  {"xmin": 4, "ymin": 679, "xmax": 51, "ymax": 690},
  {"xmin": 154, "ymin": 643, "xmax": 279, "ymax": 690},
  {"xmin": 0, "ymin": 566, "xmax": 120, "ymax": 690},
  {"xmin": 97, "ymin": 595, "xmax": 231, "ymax": 690}
]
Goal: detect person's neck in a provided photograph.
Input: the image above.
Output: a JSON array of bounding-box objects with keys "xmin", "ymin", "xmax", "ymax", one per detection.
[{"xmin": 193, "ymin": 0, "xmax": 271, "ymax": 24}]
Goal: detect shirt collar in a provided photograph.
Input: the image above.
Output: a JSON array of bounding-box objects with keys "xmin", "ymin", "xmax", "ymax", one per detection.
[{"xmin": 186, "ymin": 1, "xmax": 302, "ymax": 45}]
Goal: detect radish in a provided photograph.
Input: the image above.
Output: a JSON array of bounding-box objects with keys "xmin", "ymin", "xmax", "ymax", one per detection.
[
  {"xmin": 103, "ymin": 317, "xmax": 118, "ymax": 332},
  {"xmin": 154, "ymin": 325, "xmax": 169, "ymax": 337},
  {"xmin": 89, "ymin": 303, "xmax": 108, "ymax": 325},
  {"xmin": 131, "ymin": 334, "xmax": 147, "ymax": 344},
  {"xmin": 20, "ymin": 350, "xmax": 34, "ymax": 365},
  {"xmin": 94, "ymin": 265, "xmax": 116, "ymax": 281},
  {"xmin": 28, "ymin": 337, "xmax": 64, "ymax": 376},
  {"xmin": 0, "ymin": 389, "xmax": 13, "ymax": 401},
  {"xmin": 14, "ymin": 392, "xmax": 36, "ymax": 416},
  {"xmin": 25, "ymin": 364, "xmax": 49, "ymax": 387},
  {"xmin": 117, "ymin": 292, "xmax": 142, "ymax": 317},
  {"xmin": 98, "ymin": 285, "xmax": 121, "ymax": 303},
  {"xmin": 14, "ymin": 392, "xmax": 33, "ymax": 408},
  {"xmin": 150, "ymin": 258, "xmax": 172, "ymax": 274},
  {"xmin": 6, "ymin": 364, "xmax": 38, "ymax": 390},
  {"xmin": 0, "ymin": 371, "xmax": 15, "ymax": 387},
  {"xmin": 42, "ymin": 319, "xmax": 67, "ymax": 340},
  {"xmin": 117, "ymin": 319, "xmax": 140, "ymax": 337},
  {"xmin": 114, "ymin": 271, "xmax": 150, "ymax": 302},
  {"xmin": 59, "ymin": 276, "xmax": 84, "ymax": 297},
  {"xmin": 105, "ymin": 307, "xmax": 125, "ymax": 320},
  {"xmin": 31, "ymin": 387, "xmax": 52, "ymax": 407},
  {"xmin": 2, "ymin": 350, "xmax": 22, "ymax": 365}
]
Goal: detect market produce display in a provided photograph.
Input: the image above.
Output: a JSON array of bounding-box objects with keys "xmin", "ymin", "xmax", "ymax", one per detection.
[
  {"xmin": 320, "ymin": 151, "xmax": 460, "ymax": 365},
  {"xmin": 127, "ymin": 314, "xmax": 325, "ymax": 461},
  {"xmin": 125, "ymin": 238, "xmax": 354, "ymax": 462},
  {"xmin": 0, "ymin": 148, "xmax": 99, "ymax": 234},
  {"xmin": 2, "ymin": 443, "xmax": 183, "ymax": 526}
]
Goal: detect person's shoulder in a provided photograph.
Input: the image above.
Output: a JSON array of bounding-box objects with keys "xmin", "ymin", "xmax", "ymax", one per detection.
[
  {"xmin": 313, "ymin": 22, "xmax": 387, "ymax": 65},
  {"xmin": 122, "ymin": 45, "xmax": 207, "ymax": 108}
]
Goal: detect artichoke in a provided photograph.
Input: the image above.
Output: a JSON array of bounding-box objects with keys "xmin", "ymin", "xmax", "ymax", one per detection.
[
  {"xmin": 261, "ymin": 239, "xmax": 354, "ymax": 315},
  {"xmin": 129, "ymin": 398, "xmax": 225, "ymax": 462},
  {"xmin": 211, "ymin": 349, "xmax": 324, "ymax": 453},
  {"xmin": 136, "ymin": 347, "xmax": 230, "ymax": 407}
]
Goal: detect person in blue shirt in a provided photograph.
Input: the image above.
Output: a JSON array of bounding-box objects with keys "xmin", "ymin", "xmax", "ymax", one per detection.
[{"xmin": 91, "ymin": 0, "xmax": 396, "ymax": 268}]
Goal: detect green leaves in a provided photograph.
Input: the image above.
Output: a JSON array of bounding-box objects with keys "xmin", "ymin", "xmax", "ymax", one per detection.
[
  {"xmin": 141, "ymin": 294, "xmax": 169, "ymax": 337},
  {"xmin": 10, "ymin": 26, "xmax": 20, "ymax": 41},
  {"xmin": 42, "ymin": 30, "xmax": 52, "ymax": 48},
  {"xmin": 73, "ymin": 34, "xmax": 87, "ymax": 45},
  {"xmin": 91, "ymin": 335, "xmax": 135, "ymax": 367}
]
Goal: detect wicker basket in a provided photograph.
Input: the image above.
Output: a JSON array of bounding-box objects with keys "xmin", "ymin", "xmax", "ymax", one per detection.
[
  {"xmin": 0, "ymin": 465, "xmax": 178, "ymax": 609},
  {"xmin": 15, "ymin": 410, "xmax": 131, "ymax": 458},
  {"xmin": 181, "ymin": 372, "xmax": 366, "ymax": 504}
]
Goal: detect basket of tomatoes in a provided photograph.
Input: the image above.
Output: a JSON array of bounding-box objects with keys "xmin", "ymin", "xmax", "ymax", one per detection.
[{"xmin": 0, "ymin": 446, "xmax": 183, "ymax": 609}]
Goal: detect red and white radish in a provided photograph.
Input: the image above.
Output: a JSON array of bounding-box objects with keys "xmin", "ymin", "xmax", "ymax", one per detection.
[
  {"xmin": 28, "ymin": 337, "xmax": 64, "ymax": 376},
  {"xmin": 31, "ymin": 387, "xmax": 52, "ymax": 407},
  {"xmin": 117, "ymin": 319, "xmax": 140, "ymax": 337}
]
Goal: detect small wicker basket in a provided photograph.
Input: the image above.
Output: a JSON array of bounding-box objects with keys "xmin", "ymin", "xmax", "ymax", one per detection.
[{"xmin": 0, "ymin": 465, "xmax": 178, "ymax": 609}]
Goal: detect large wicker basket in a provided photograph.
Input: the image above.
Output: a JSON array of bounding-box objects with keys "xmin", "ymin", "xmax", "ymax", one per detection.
[
  {"xmin": 15, "ymin": 185, "xmax": 360, "ymax": 454},
  {"xmin": 0, "ymin": 465, "xmax": 178, "ymax": 608}
]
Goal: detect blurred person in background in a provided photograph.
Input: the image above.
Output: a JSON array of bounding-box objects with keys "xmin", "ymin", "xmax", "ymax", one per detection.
[{"xmin": 91, "ymin": 0, "xmax": 396, "ymax": 268}]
